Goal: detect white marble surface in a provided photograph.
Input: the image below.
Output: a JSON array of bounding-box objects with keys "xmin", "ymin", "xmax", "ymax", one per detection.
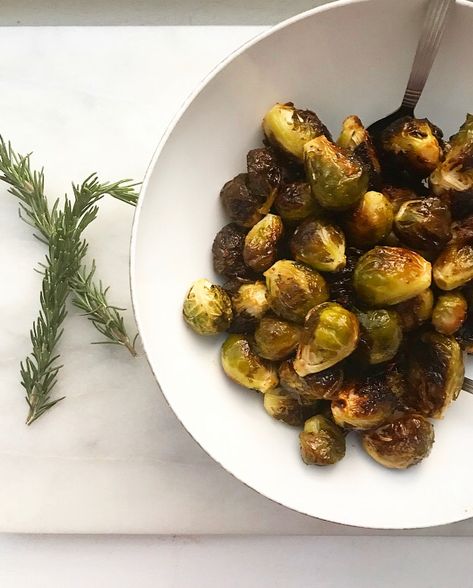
[{"xmin": 0, "ymin": 25, "xmax": 472, "ymax": 536}]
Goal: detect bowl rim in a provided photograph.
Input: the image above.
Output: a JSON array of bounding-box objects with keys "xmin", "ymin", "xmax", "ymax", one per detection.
[{"xmin": 130, "ymin": 0, "xmax": 472, "ymax": 530}]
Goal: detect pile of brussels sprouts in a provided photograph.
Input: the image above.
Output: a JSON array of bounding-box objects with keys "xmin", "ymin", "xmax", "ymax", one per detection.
[{"xmin": 183, "ymin": 102, "xmax": 473, "ymax": 470}]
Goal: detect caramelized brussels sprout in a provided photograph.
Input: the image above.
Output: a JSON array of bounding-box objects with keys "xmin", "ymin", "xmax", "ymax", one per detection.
[
  {"xmin": 263, "ymin": 389, "xmax": 305, "ymax": 426},
  {"xmin": 356, "ymin": 309, "xmax": 402, "ymax": 364},
  {"xmin": 381, "ymin": 116, "xmax": 444, "ymax": 177},
  {"xmin": 299, "ymin": 415, "xmax": 346, "ymax": 465},
  {"xmin": 353, "ymin": 246, "xmax": 432, "ymax": 306},
  {"xmin": 212, "ymin": 223, "xmax": 249, "ymax": 278},
  {"xmin": 294, "ymin": 302, "xmax": 359, "ymax": 376},
  {"xmin": 274, "ymin": 182, "xmax": 318, "ymax": 223},
  {"xmin": 262, "ymin": 102, "xmax": 331, "ymax": 161},
  {"xmin": 279, "ymin": 360, "xmax": 343, "ymax": 403},
  {"xmin": 254, "ymin": 316, "xmax": 302, "ymax": 361},
  {"xmin": 383, "ymin": 185, "xmax": 421, "ymax": 214},
  {"xmin": 324, "ymin": 247, "xmax": 362, "ymax": 308},
  {"xmin": 343, "ymin": 191, "xmax": 393, "ymax": 248},
  {"xmin": 221, "ymin": 334, "xmax": 278, "ymax": 393},
  {"xmin": 406, "ymin": 331, "xmax": 464, "ymax": 418},
  {"xmin": 229, "ymin": 281, "xmax": 270, "ymax": 333},
  {"xmin": 246, "ymin": 147, "xmax": 281, "ymax": 206},
  {"xmin": 433, "ymin": 243, "xmax": 473, "ymax": 290},
  {"xmin": 220, "ymin": 173, "xmax": 266, "ymax": 228},
  {"xmin": 393, "ymin": 197, "xmax": 451, "ymax": 251},
  {"xmin": 337, "ymin": 115, "xmax": 381, "ymax": 188},
  {"xmin": 290, "ymin": 218, "xmax": 346, "ymax": 272},
  {"xmin": 264, "ymin": 260, "xmax": 329, "ymax": 323},
  {"xmin": 451, "ymin": 214, "xmax": 473, "ymax": 244},
  {"xmin": 183, "ymin": 278, "xmax": 233, "ymax": 335},
  {"xmin": 362, "ymin": 413, "xmax": 434, "ymax": 469},
  {"xmin": 243, "ymin": 213, "xmax": 284, "ymax": 273},
  {"xmin": 304, "ymin": 136, "xmax": 369, "ymax": 210},
  {"xmin": 393, "ymin": 289, "xmax": 434, "ymax": 332},
  {"xmin": 432, "ymin": 292, "xmax": 467, "ymax": 335}
]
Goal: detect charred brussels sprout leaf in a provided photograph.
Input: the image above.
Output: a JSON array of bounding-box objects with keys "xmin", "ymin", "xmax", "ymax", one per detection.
[
  {"xmin": 294, "ymin": 302, "xmax": 359, "ymax": 376},
  {"xmin": 243, "ymin": 213, "xmax": 284, "ymax": 273},
  {"xmin": 304, "ymin": 136, "xmax": 369, "ymax": 211},
  {"xmin": 263, "ymin": 389, "xmax": 305, "ymax": 426},
  {"xmin": 262, "ymin": 102, "xmax": 331, "ymax": 161},
  {"xmin": 274, "ymin": 182, "xmax": 318, "ymax": 223},
  {"xmin": 362, "ymin": 414, "xmax": 434, "ymax": 469},
  {"xmin": 299, "ymin": 415, "xmax": 346, "ymax": 465},
  {"xmin": 406, "ymin": 331, "xmax": 464, "ymax": 418},
  {"xmin": 393, "ymin": 289, "xmax": 434, "ymax": 332},
  {"xmin": 353, "ymin": 246, "xmax": 432, "ymax": 306},
  {"xmin": 221, "ymin": 334, "xmax": 278, "ymax": 393},
  {"xmin": 433, "ymin": 243, "xmax": 473, "ymax": 290},
  {"xmin": 394, "ymin": 197, "xmax": 451, "ymax": 251},
  {"xmin": 254, "ymin": 316, "xmax": 302, "ymax": 361},
  {"xmin": 220, "ymin": 173, "xmax": 265, "ymax": 228},
  {"xmin": 343, "ymin": 191, "xmax": 393, "ymax": 248},
  {"xmin": 290, "ymin": 218, "xmax": 346, "ymax": 272},
  {"xmin": 246, "ymin": 147, "xmax": 281, "ymax": 207},
  {"xmin": 356, "ymin": 309, "xmax": 402, "ymax": 364},
  {"xmin": 183, "ymin": 278, "xmax": 233, "ymax": 335},
  {"xmin": 229, "ymin": 281, "xmax": 270, "ymax": 333},
  {"xmin": 264, "ymin": 260, "xmax": 329, "ymax": 323},
  {"xmin": 279, "ymin": 360, "xmax": 343, "ymax": 403},
  {"xmin": 432, "ymin": 291, "xmax": 467, "ymax": 335},
  {"xmin": 212, "ymin": 223, "xmax": 249, "ymax": 278}
]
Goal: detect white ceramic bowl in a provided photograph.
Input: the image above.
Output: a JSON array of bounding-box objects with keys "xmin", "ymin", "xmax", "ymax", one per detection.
[{"xmin": 131, "ymin": 0, "xmax": 473, "ymax": 529}]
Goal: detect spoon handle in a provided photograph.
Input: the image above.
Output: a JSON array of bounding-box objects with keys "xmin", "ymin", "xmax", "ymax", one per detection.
[
  {"xmin": 401, "ymin": 0, "xmax": 455, "ymax": 110},
  {"xmin": 463, "ymin": 376, "xmax": 473, "ymax": 396}
]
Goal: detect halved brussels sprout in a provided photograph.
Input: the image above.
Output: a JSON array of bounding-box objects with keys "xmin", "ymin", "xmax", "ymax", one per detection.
[
  {"xmin": 262, "ymin": 102, "xmax": 331, "ymax": 161},
  {"xmin": 246, "ymin": 147, "xmax": 281, "ymax": 206},
  {"xmin": 220, "ymin": 173, "xmax": 265, "ymax": 228},
  {"xmin": 279, "ymin": 360, "xmax": 344, "ymax": 404},
  {"xmin": 381, "ymin": 116, "xmax": 444, "ymax": 177},
  {"xmin": 243, "ymin": 213, "xmax": 284, "ymax": 273},
  {"xmin": 394, "ymin": 197, "xmax": 451, "ymax": 251},
  {"xmin": 290, "ymin": 218, "xmax": 346, "ymax": 272},
  {"xmin": 356, "ymin": 309, "xmax": 402, "ymax": 364},
  {"xmin": 229, "ymin": 281, "xmax": 270, "ymax": 333},
  {"xmin": 183, "ymin": 278, "xmax": 233, "ymax": 335},
  {"xmin": 299, "ymin": 415, "xmax": 346, "ymax": 465},
  {"xmin": 432, "ymin": 291, "xmax": 467, "ymax": 335},
  {"xmin": 383, "ymin": 185, "xmax": 422, "ymax": 214},
  {"xmin": 264, "ymin": 260, "xmax": 329, "ymax": 323},
  {"xmin": 362, "ymin": 413, "xmax": 434, "ymax": 469},
  {"xmin": 274, "ymin": 182, "xmax": 318, "ymax": 223},
  {"xmin": 304, "ymin": 136, "xmax": 369, "ymax": 210},
  {"xmin": 393, "ymin": 288, "xmax": 434, "ymax": 332},
  {"xmin": 263, "ymin": 389, "xmax": 305, "ymax": 426},
  {"xmin": 212, "ymin": 223, "xmax": 249, "ymax": 278},
  {"xmin": 353, "ymin": 246, "xmax": 432, "ymax": 306},
  {"xmin": 294, "ymin": 302, "xmax": 359, "ymax": 376},
  {"xmin": 331, "ymin": 372, "xmax": 396, "ymax": 430},
  {"xmin": 433, "ymin": 243, "xmax": 473, "ymax": 290},
  {"xmin": 221, "ymin": 334, "xmax": 278, "ymax": 393},
  {"xmin": 406, "ymin": 331, "xmax": 464, "ymax": 418},
  {"xmin": 254, "ymin": 316, "xmax": 302, "ymax": 361},
  {"xmin": 343, "ymin": 191, "xmax": 393, "ymax": 248}
]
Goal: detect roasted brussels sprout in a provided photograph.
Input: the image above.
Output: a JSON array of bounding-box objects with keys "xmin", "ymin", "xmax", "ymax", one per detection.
[
  {"xmin": 262, "ymin": 102, "xmax": 331, "ymax": 161},
  {"xmin": 243, "ymin": 213, "xmax": 284, "ymax": 273},
  {"xmin": 212, "ymin": 223, "xmax": 249, "ymax": 278},
  {"xmin": 324, "ymin": 247, "xmax": 362, "ymax": 308},
  {"xmin": 290, "ymin": 218, "xmax": 346, "ymax": 272},
  {"xmin": 381, "ymin": 116, "xmax": 444, "ymax": 178},
  {"xmin": 331, "ymin": 371, "xmax": 396, "ymax": 430},
  {"xmin": 299, "ymin": 415, "xmax": 346, "ymax": 465},
  {"xmin": 220, "ymin": 173, "xmax": 265, "ymax": 228},
  {"xmin": 294, "ymin": 302, "xmax": 359, "ymax": 376},
  {"xmin": 246, "ymin": 147, "xmax": 281, "ymax": 205},
  {"xmin": 274, "ymin": 182, "xmax": 318, "ymax": 223},
  {"xmin": 432, "ymin": 291, "xmax": 467, "ymax": 335},
  {"xmin": 393, "ymin": 288, "xmax": 434, "ymax": 332},
  {"xmin": 343, "ymin": 191, "xmax": 393, "ymax": 248},
  {"xmin": 406, "ymin": 331, "xmax": 464, "ymax": 418},
  {"xmin": 353, "ymin": 246, "xmax": 432, "ymax": 306},
  {"xmin": 221, "ymin": 334, "xmax": 278, "ymax": 392},
  {"xmin": 304, "ymin": 136, "xmax": 369, "ymax": 210},
  {"xmin": 383, "ymin": 185, "xmax": 422, "ymax": 214},
  {"xmin": 264, "ymin": 260, "xmax": 329, "ymax": 323},
  {"xmin": 254, "ymin": 316, "xmax": 302, "ymax": 361},
  {"xmin": 393, "ymin": 197, "xmax": 451, "ymax": 251},
  {"xmin": 183, "ymin": 278, "xmax": 233, "ymax": 335},
  {"xmin": 362, "ymin": 413, "xmax": 434, "ymax": 469},
  {"xmin": 263, "ymin": 389, "xmax": 305, "ymax": 426},
  {"xmin": 433, "ymin": 243, "xmax": 473, "ymax": 290},
  {"xmin": 229, "ymin": 281, "xmax": 270, "ymax": 333},
  {"xmin": 356, "ymin": 309, "xmax": 402, "ymax": 364},
  {"xmin": 279, "ymin": 360, "xmax": 343, "ymax": 403}
]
